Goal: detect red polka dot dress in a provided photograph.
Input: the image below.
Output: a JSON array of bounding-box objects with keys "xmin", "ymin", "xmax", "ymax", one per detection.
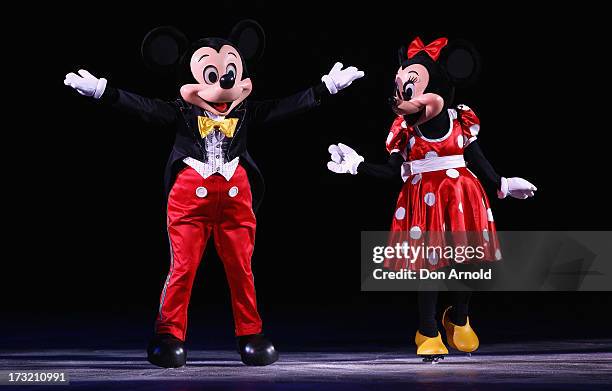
[{"xmin": 385, "ymin": 105, "xmax": 501, "ymax": 271}]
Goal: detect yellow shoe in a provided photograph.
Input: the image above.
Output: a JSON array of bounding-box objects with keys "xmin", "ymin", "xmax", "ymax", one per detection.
[
  {"xmin": 415, "ymin": 330, "xmax": 448, "ymax": 361},
  {"xmin": 442, "ymin": 306, "xmax": 479, "ymax": 353}
]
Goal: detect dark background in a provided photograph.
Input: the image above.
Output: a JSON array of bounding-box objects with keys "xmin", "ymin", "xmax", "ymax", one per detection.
[{"xmin": 4, "ymin": 3, "xmax": 611, "ymax": 350}]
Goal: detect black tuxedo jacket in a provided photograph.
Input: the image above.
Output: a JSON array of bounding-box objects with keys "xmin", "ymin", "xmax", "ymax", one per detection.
[{"xmin": 101, "ymin": 83, "xmax": 327, "ymax": 212}]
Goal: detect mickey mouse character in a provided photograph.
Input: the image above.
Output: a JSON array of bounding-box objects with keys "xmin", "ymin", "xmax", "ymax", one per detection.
[
  {"xmin": 327, "ymin": 37, "xmax": 536, "ymax": 362},
  {"xmin": 64, "ymin": 20, "xmax": 363, "ymax": 368}
]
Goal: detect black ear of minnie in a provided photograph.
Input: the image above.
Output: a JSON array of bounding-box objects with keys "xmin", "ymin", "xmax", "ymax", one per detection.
[
  {"xmin": 397, "ymin": 45, "xmax": 407, "ymax": 66},
  {"xmin": 141, "ymin": 26, "xmax": 189, "ymax": 71},
  {"xmin": 439, "ymin": 39, "xmax": 481, "ymax": 86},
  {"xmin": 228, "ymin": 19, "xmax": 266, "ymax": 62}
]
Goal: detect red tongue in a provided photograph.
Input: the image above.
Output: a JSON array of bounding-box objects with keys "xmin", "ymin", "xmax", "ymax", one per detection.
[{"xmin": 213, "ymin": 102, "xmax": 228, "ymax": 112}]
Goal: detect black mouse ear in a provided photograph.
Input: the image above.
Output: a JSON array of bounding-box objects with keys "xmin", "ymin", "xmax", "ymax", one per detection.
[
  {"xmin": 397, "ymin": 45, "xmax": 407, "ymax": 66},
  {"xmin": 439, "ymin": 39, "xmax": 481, "ymax": 87},
  {"xmin": 228, "ymin": 19, "xmax": 266, "ymax": 62},
  {"xmin": 141, "ymin": 26, "xmax": 189, "ymax": 72}
]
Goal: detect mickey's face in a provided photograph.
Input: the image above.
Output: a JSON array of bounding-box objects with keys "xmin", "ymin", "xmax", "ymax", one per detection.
[
  {"xmin": 392, "ymin": 63, "xmax": 444, "ymax": 126},
  {"xmin": 180, "ymin": 44, "xmax": 253, "ymax": 116}
]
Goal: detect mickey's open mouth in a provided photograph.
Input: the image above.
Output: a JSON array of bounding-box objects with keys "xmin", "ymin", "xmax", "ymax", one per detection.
[{"xmin": 206, "ymin": 101, "xmax": 232, "ymax": 113}]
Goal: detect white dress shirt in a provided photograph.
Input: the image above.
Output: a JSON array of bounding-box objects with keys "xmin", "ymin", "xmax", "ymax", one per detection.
[{"xmin": 183, "ymin": 112, "xmax": 240, "ymax": 181}]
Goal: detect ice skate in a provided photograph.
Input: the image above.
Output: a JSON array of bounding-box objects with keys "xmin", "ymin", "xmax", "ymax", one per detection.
[
  {"xmin": 237, "ymin": 334, "xmax": 279, "ymax": 366},
  {"xmin": 415, "ymin": 330, "xmax": 448, "ymax": 363},
  {"xmin": 442, "ymin": 306, "xmax": 479, "ymax": 353},
  {"xmin": 147, "ymin": 334, "xmax": 186, "ymax": 368}
]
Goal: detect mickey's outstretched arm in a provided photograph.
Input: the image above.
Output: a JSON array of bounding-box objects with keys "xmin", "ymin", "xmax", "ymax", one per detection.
[
  {"xmin": 252, "ymin": 62, "xmax": 364, "ymax": 125},
  {"xmin": 64, "ymin": 69, "xmax": 178, "ymax": 127}
]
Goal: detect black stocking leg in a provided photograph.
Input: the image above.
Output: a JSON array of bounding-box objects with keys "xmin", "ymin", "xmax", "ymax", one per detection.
[
  {"xmin": 418, "ymin": 290, "xmax": 439, "ymax": 337},
  {"xmin": 449, "ymin": 291, "xmax": 472, "ymax": 326}
]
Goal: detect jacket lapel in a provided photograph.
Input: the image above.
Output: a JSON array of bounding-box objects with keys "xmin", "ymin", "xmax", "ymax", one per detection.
[{"xmin": 225, "ymin": 103, "xmax": 247, "ymax": 159}]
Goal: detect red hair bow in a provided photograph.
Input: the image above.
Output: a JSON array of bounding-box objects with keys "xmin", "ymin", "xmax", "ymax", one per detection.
[{"xmin": 407, "ymin": 37, "xmax": 448, "ymax": 61}]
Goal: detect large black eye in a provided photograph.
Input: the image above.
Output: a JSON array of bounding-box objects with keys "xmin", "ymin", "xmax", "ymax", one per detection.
[
  {"xmin": 403, "ymin": 82, "xmax": 415, "ymax": 100},
  {"xmin": 226, "ymin": 63, "xmax": 237, "ymax": 78},
  {"xmin": 203, "ymin": 65, "xmax": 219, "ymax": 84}
]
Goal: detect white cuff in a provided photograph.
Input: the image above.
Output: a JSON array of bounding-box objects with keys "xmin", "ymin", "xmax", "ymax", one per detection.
[
  {"xmin": 349, "ymin": 156, "xmax": 365, "ymax": 175},
  {"xmin": 321, "ymin": 75, "xmax": 338, "ymax": 95},
  {"xmin": 94, "ymin": 78, "xmax": 107, "ymax": 99},
  {"xmin": 497, "ymin": 177, "xmax": 509, "ymax": 199}
]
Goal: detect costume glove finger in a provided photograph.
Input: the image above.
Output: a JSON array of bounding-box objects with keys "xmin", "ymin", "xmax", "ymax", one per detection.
[{"xmin": 327, "ymin": 161, "xmax": 346, "ymax": 174}]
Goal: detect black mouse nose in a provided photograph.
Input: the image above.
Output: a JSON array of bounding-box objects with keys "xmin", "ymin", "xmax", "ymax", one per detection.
[{"xmin": 219, "ymin": 73, "xmax": 235, "ymax": 89}]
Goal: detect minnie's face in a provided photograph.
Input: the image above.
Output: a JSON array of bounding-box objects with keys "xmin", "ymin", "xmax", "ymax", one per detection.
[
  {"xmin": 180, "ymin": 44, "xmax": 253, "ymax": 116},
  {"xmin": 393, "ymin": 63, "xmax": 444, "ymax": 126}
]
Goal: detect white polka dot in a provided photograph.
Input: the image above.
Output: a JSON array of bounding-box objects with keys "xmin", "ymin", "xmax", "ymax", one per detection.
[
  {"xmin": 196, "ymin": 186, "xmax": 208, "ymax": 198},
  {"xmin": 483, "ymin": 229, "xmax": 490, "ymax": 242},
  {"xmin": 457, "ymin": 104, "xmax": 470, "ymax": 111},
  {"xmin": 470, "ymin": 124, "xmax": 480, "ymax": 136},
  {"xmin": 409, "ymin": 137, "xmax": 416, "ymax": 149},
  {"xmin": 457, "ymin": 135, "xmax": 464, "ymax": 148},
  {"xmin": 424, "ymin": 193, "xmax": 436, "ymax": 206},
  {"xmin": 425, "ymin": 151, "xmax": 438, "ymax": 159},
  {"xmin": 495, "ymin": 249, "xmax": 502, "ymax": 260},
  {"xmin": 468, "ymin": 168, "xmax": 478, "ymax": 178},
  {"xmin": 411, "ymin": 174, "xmax": 422, "ymax": 185},
  {"xmin": 401, "ymin": 121, "xmax": 407, "ymax": 129},
  {"xmin": 386, "ymin": 132, "xmax": 394, "ymax": 145},
  {"xmin": 458, "ymin": 202, "xmax": 463, "ymax": 213},
  {"xmin": 228, "ymin": 186, "xmax": 239, "ymax": 197},
  {"xmin": 410, "ymin": 226, "xmax": 422, "ymax": 240},
  {"xmin": 428, "ymin": 251, "xmax": 439, "ymax": 265},
  {"xmin": 487, "ymin": 208, "xmax": 494, "ymax": 222},
  {"xmin": 395, "ymin": 207, "xmax": 406, "ymax": 220},
  {"xmin": 446, "ymin": 169, "xmax": 460, "ymax": 178}
]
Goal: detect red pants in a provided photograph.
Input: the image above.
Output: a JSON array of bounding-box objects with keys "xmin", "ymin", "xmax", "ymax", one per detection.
[{"xmin": 155, "ymin": 165, "xmax": 262, "ymax": 340}]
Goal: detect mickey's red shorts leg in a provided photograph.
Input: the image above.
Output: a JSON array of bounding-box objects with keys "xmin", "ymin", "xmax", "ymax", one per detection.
[
  {"xmin": 155, "ymin": 168, "xmax": 212, "ymax": 341},
  {"xmin": 213, "ymin": 166, "xmax": 262, "ymax": 336}
]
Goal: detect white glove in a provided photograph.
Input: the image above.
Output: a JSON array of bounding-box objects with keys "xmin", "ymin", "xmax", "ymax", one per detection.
[
  {"xmin": 498, "ymin": 177, "xmax": 537, "ymax": 199},
  {"xmin": 64, "ymin": 69, "xmax": 107, "ymax": 99},
  {"xmin": 327, "ymin": 143, "xmax": 364, "ymax": 175},
  {"xmin": 321, "ymin": 62, "xmax": 365, "ymax": 94}
]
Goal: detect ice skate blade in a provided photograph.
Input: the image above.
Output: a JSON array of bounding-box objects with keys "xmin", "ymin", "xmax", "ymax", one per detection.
[{"xmin": 420, "ymin": 354, "xmax": 445, "ymax": 363}]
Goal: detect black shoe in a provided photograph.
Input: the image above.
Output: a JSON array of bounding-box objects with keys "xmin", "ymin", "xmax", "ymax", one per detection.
[
  {"xmin": 237, "ymin": 334, "xmax": 279, "ymax": 366},
  {"xmin": 147, "ymin": 334, "xmax": 186, "ymax": 368}
]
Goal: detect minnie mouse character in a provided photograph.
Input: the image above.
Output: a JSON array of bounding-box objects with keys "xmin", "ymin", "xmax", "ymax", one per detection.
[
  {"xmin": 64, "ymin": 20, "xmax": 363, "ymax": 368},
  {"xmin": 327, "ymin": 37, "xmax": 536, "ymax": 362}
]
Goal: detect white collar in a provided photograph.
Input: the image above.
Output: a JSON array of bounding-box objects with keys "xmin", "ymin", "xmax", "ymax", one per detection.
[{"xmin": 206, "ymin": 111, "xmax": 225, "ymax": 121}]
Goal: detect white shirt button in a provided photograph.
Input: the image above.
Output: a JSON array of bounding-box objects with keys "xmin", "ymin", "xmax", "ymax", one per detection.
[
  {"xmin": 195, "ymin": 186, "xmax": 208, "ymax": 198},
  {"xmin": 228, "ymin": 186, "xmax": 239, "ymax": 197}
]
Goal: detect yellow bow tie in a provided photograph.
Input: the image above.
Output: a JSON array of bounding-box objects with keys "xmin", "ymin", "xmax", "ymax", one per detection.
[{"xmin": 197, "ymin": 116, "xmax": 238, "ymax": 138}]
